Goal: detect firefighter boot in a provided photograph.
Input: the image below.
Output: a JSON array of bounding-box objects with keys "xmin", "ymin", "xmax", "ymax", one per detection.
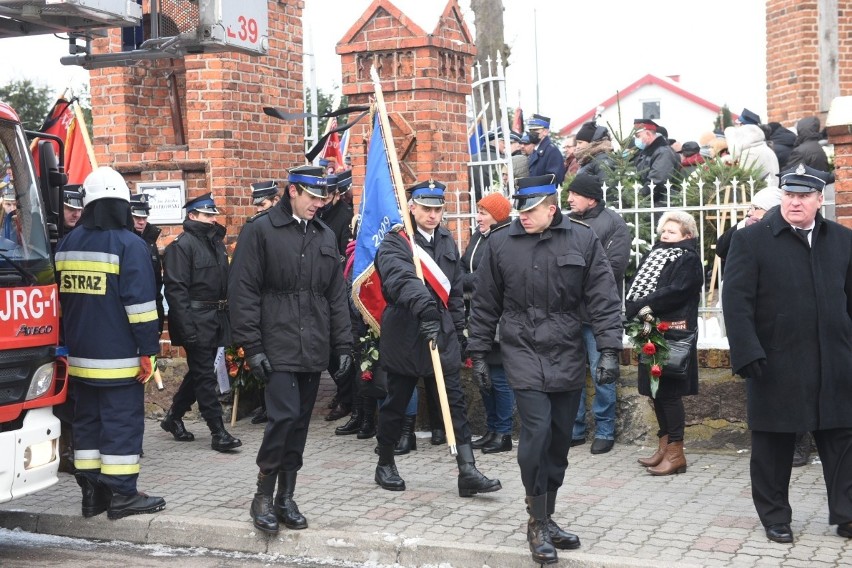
[
  {"xmin": 546, "ymin": 491, "xmax": 581, "ymax": 549},
  {"xmin": 75, "ymin": 473, "xmax": 111, "ymax": 518},
  {"xmin": 527, "ymin": 494, "xmax": 558, "ymax": 565},
  {"xmin": 335, "ymin": 395, "xmax": 363, "ymax": 435},
  {"xmin": 250, "ymin": 471, "xmax": 279, "ymax": 534},
  {"xmin": 275, "ymin": 471, "xmax": 307, "ymax": 529},
  {"xmin": 160, "ymin": 408, "xmax": 195, "ymax": 442},
  {"xmin": 394, "ymin": 414, "xmax": 417, "ymax": 455},
  {"xmin": 456, "ymin": 443, "xmax": 502, "ymax": 497},
  {"xmin": 357, "ymin": 402, "xmax": 377, "ymax": 439},
  {"xmin": 375, "ymin": 444, "xmax": 406, "ymax": 491},
  {"xmin": 107, "ymin": 491, "xmax": 166, "ymax": 520},
  {"xmin": 206, "ymin": 417, "xmax": 242, "ymax": 452}
]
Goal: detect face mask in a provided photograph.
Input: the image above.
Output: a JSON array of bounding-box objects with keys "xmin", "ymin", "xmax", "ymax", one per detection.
[
  {"xmin": 634, "ymin": 136, "xmax": 646, "ymax": 150},
  {"xmin": 527, "ymin": 131, "xmax": 541, "ymax": 145}
]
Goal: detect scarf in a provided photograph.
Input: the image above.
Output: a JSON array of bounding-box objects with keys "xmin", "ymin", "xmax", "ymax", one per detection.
[{"xmin": 626, "ymin": 245, "xmax": 686, "ymax": 302}]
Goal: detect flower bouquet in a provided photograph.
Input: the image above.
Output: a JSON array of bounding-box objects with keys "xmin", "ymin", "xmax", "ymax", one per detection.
[
  {"xmin": 225, "ymin": 345, "xmax": 264, "ymax": 393},
  {"xmin": 625, "ymin": 312, "xmax": 670, "ymax": 398},
  {"xmin": 359, "ymin": 328, "xmax": 387, "ymax": 398}
]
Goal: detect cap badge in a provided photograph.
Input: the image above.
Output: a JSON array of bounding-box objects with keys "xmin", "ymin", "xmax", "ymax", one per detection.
[{"xmin": 795, "ymin": 164, "xmax": 806, "ymax": 175}]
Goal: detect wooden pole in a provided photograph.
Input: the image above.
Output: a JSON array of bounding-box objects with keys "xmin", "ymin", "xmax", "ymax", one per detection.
[
  {"xmin": 370, "ymin": 66, "xmax": 458, "ymax": 456},
  {"xmin": 231, "ymin": 388, "xmax": 239, "ymax": 427}
]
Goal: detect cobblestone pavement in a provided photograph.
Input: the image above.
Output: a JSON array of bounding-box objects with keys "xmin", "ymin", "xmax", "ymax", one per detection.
[{"xmin": 1, "ymin": 391, "xmax": 849, "ymax": 567}]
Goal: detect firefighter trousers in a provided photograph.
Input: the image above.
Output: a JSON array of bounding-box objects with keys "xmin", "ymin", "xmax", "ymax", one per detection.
[
  {"xmin": 256, "ymin": 371, "xmax": 320, "ymax": 474},
  {"xmin": 72, "ymin": 381, "xmax": 143, "ymax": 495},
  {"xmin": 171, "ymin": 344, "xmax": 223, "ymax": 420}
]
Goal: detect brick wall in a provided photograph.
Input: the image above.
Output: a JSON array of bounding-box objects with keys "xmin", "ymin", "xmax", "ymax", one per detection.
[
  {"xmin": 90, "ymin": 0, "xmax": 304, "ymax": 254},
  {"xmin": 337, "ymin": 0, "xmax": 476, "ymax": 244}
]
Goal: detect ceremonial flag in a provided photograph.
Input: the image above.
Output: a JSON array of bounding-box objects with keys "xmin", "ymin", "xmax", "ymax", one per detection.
[
  {"xmin": 339, "ymin": 129, "xmax": 350, "ymax": 162},
  {"xmin": 321, "ymin": 117, "xmax": 342, "ymax": 170},
  {"xmin": 34, "ymin": 97, "xmax": 96, "ymax": 184},
  {"xmin": 468, "ymin": 113, "xmax": 486, "ymax": 156},
  {"xmin": 512, "ymin": 105, "xmax": 524, "ymax": 135},
  {"xmin": 351, "ymin": 114, "xmax": 403, "ymax": 332}
]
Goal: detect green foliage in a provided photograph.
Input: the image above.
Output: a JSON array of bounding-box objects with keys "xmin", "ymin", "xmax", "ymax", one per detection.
[
  {"xmin": 0, "ymin": 79, "xmax": 53, "ymax": 131},
  {"xmin": 713, "ymin": 105, "xmax": 733, "ymax": 132}
]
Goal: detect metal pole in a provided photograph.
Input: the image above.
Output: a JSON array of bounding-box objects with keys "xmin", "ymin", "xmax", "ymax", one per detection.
[{"xmin": 534, "ymin": 8, "xmax": 540, "ymax": 113}]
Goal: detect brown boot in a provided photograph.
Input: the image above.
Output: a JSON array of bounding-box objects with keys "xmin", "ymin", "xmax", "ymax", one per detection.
[
  {"xmin": 637, "ymin": 434, "xmax": 669, "ymax": 467},
  {"xmin": 648, "ymin": 440, "xmax": 687, "ymax": 476}
]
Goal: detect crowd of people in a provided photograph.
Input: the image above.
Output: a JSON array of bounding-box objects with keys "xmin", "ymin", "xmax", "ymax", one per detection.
[{"xmin": 50, "ymin": 108, "xmax": 850, "ymax": 565}]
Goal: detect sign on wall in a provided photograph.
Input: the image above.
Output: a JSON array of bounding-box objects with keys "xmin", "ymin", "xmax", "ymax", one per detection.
[{"xmin": 136, "ymin": 181, "xmax": 186, "ymax": 225}]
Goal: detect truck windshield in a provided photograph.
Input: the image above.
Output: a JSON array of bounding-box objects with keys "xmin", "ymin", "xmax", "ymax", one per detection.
[{"xmin": 0, "ymin": 118, "xmax": 53, "ymax": 287}]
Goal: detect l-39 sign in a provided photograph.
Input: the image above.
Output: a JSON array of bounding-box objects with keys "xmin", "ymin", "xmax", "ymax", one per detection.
[{"xmin": 222, "ymin": 0, "xmax": 269, "ymax": 55}]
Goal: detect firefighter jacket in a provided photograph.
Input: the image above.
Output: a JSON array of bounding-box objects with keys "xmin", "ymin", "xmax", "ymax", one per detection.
[
  {"xmin": 56, "ymin": 227, "xmax": 160, "ymax": 386},
  {"xmin": 137, "ymin": 222, "xmax": 164, "ymax": 333},
  {"xmin": 163, "ymin": 219, "xmax": 231, "ymax": 348},
  {"xmin": 228, "ymin": 200, "xmax": 352, "ymax": 372}
]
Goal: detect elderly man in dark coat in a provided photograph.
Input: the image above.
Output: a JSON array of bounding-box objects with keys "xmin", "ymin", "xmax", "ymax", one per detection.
[
  {"xmin": 467, "ymin": 174, "xmax": 623, "ymax": 564},
  {"xmin": 723, "ymin": 164, "xmax": 852, "ymax": 544}
]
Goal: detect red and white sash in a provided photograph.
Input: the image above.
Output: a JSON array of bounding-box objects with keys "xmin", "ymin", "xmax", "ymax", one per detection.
[{"xmin": 415, "ymin": 243, "xmax": 451, "ymax": 308}]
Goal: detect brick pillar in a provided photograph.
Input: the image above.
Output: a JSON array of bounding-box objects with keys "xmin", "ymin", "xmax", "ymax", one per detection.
[
  {"xmin": 765, "ymin": 0, "xmax": 849, "ymax": 123},
  {"xmin": 89, "ymin": 0, "xmax": 304, "ymax": 252},
  {"xmin": 336, "ymin": 0, "xmax": 475, "ymax": 242},
  {"xmin": 827, "ymin": 98, "xmax": 852, "ymax": 229}
]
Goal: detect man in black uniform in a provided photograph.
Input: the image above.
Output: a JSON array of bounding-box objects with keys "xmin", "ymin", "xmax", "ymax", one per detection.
[
  {"xmin": 373, "ymin": 180, "xmax": 501, "ymax": 498},
  {"xmin": 318, "ymin": 170, "xmax": 355, "ymax": 422},
  {"xmin": 229, "ymin": 165, "xmax": 352, "ymax": 535},
  {"xmin": 467, "ymin": 175, "xmax": 623, "ymax": 564},
  {"xmin": 251, "ymin": 180, "xmax": 280, "ymax": 213},
  {"xmin": 160, "ymin": 193, "xmax": 241, "ymax": 453},
  {"xmin": 130, "ymin": 194, "xmax": 164, "ymax": 333}
]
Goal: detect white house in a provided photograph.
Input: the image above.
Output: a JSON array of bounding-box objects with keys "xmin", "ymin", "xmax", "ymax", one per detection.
[{"xmin": 558, "ymin": 74, "xmax": 736, "ymax": 145}]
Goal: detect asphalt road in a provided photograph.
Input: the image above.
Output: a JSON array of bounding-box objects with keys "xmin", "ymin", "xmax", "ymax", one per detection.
[{"xmin": 0, "ymin": 528, "xmax": 360, "ymax": 567}]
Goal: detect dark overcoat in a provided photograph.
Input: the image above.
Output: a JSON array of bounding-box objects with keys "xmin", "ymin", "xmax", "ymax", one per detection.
[
  {"xmin": 722, "ymin": 209, "xmax": 852, "ymax": 432},
  {"xmin": 625, "ymin": 238, "xmax": 704, "ymax": 398},
  {"xmin": 375, "ymin": 227, "xmax": 465, "ymax": 377},
  {"xmin": 467, "ymin": 214, "xmax": 623, "ymax": 392},
  {"xmin": 528, "ymin": 135, "xmax": 567, "ymax": 186},
  {"xmin": 163, "ymin": 219, "xmax": 230, "ymax": 348},
  {"xmin": 227, "ymin": 200, "xmax": 351, "ymax": 372}
]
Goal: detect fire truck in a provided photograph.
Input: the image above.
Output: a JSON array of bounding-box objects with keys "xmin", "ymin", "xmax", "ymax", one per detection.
[{"xmin": 0, "ymin": 101, "xmax": 69, "ymax": 503}]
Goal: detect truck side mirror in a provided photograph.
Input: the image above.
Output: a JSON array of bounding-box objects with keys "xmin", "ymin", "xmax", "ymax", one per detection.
[{"xmin": 37, "ymin": 140, "xmax": 67, "ymax": 224}]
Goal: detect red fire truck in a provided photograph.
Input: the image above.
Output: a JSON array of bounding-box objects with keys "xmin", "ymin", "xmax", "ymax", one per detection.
[{"xmin": 0, "ymin": 101, "xmax": 69, "ymax": 503}]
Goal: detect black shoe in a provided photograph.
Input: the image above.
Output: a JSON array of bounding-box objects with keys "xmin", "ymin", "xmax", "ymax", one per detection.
[
  {"xmin": 792, "ymin": 434, "xmax": 811, "ymax": 467},
  {"xmin": 765, "ymin": 523, "xmax": 793, "ymax": 543},
  {"xmin": 431, "ymin": 429, "xmax": 446, "ymax": 445},
  {"xmin": 325, "ymin": 402, "xmax": 351, "ymax": 422},
  {"xmin": 274, "ymin": 471, "xmax": 307, "ymax": 530},
  {"xmin": 357, "ymin": 409, "xmax": 376, "ymax": 439},
  {"xmin": 547, "ymin": 518, "xmax": 581, "ymax": 550},
  {"xmin": 837, "ymin": 522, "xmax": 852, "ymax": 538},
  {"xmin": 160, "ymin": 409, "xmax": 195, "ymax": 442},
  {"xmin": 456, "ymin": 443, "xmax": 501, "ymax": 497},
  {"xmin": 251, "ymin": 408, "xmax": 268, "ymax": 424},
  {"xmin": 482, "ymin": 434, "xmax": 513, "ymax": 454},
  {"xmin": 326, "ymin": 394, "xmax": 339, "ymax": 410},
  {"xmin": 206, "ymin": 417, "xmax": 242, "ymax": 452},
  {"xmin": 570, "ymin": 437, "xmax": 585, "ymax": 447},
  {"xmin": 590, "ymin": 438, "xmax": 614, "ymax": 454},
  {"xmin": 75, "ymin": 474, "xmax": 111, "ymax": 518},
  {"xmin": 394, "ymin": 415, "xmax": 417, "ymax": 455},
  {"xmin": 107, "ymin": 492, "xmax": 166, "ymax": 520},
  {"xmin": 250, "ymin": 472, "xmax": 279, "ymax": 534},
  {"xmin": 335, "ymin": 410, "xmax": 362, "ymax": 435},
  {"xmin": 375, "ymin": 445, "xmax": 406, "ymax": 491},
  {"xmin": 471, "ymin": 432, "xmax": 495, "ymax": 450},
  {"xmin": 527, "ymin": 494, "xmax": 558, "ymax": 564}
]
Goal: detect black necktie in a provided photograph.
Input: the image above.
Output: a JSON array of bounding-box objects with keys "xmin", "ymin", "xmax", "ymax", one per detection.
[
  {"xmin": 795, "ymin": 228, "xmax": 811, "ymax": 246},
  {"xmin": 299, "ymin": 220, "xmax": 307, "ymax": 234}
]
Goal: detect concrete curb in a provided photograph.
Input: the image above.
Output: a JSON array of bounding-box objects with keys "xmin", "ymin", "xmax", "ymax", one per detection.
[{"xmin": 0, "ymin": 509, "xmax": 699, "ymax": 567}]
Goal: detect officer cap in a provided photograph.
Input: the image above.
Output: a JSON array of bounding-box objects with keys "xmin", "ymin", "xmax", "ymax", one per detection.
[
  {"xmin": 736, "ymin": 108, "xmax": 761, "ymax": 126},
  {"xmin": 512, "ymin": 174, "xmax": 557, "ymax": 212},
  {"xmin": 288, "ymin": 165, "xmax": 329, "ymax": 198},
  {"xmin": 408, "ymin": 179, "xmax": 446, "ymax": 207},
  {"xmin": 634, "ymin": 118, "xmax": 661, "ymax": 133},
  {"xmin": 63, "ymin": 187, "xmax": 84, "ymax": 209},
  {"xmin": 327, "ymin": 170, "xmax": 352, "ymax": 194},
  {"xmin": 129, "ymin": 193, "xmax": 150, "ymax": 217},
  {"xmin": 520, "ymin": 132, "xmax": 532, "ymax": 145},
  {"xmin": 526, "ymin": 114, "xmax": 551, "ymax": 130},
  {"xmin": 1, "ymin": 182, "xmax": 14, "ymax": 201},
  {"xmin": 779, "ymin": 163, "xmax": 830, "ymax": 193},
  {"xmin": 185, "ymin": 192, "xmax": 219, "ymax": 214},
  {"xmin": 251, "ymin": 181, "xmax": 279, "ymax": 205}
]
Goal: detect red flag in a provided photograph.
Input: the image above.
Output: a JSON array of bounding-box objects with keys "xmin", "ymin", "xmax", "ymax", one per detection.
[
  {"xmin": 512, "ymin": 105, "xmax": 524, "ymax": 135},
  {"xmin": 33, "ymin": 98, "xmax": 95, "ymax": 184},
  {"xmin": 321, "ymin": 117, "xmax": 342, "ymax": 171}
]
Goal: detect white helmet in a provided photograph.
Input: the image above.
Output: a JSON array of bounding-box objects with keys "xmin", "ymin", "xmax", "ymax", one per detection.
[{"xmin": 82, "ymin": 166, "xmax": 130, "ymax": 206}]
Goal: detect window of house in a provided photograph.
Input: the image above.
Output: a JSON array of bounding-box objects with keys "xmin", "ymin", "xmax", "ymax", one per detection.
[{"xmin": 642, "ymin": 101, "xmax": 660, "ymax": 120}]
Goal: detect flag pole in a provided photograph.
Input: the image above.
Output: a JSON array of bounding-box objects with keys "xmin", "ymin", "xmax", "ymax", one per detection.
[{"xmin": 369, "ymin": 66, "xmax": 458, "ymax": 456}]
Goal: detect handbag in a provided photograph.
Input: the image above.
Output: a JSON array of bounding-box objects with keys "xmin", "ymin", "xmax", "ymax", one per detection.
[{"xmin": 662, "ymin": 329, "xmax": 697, "ymax": 380}]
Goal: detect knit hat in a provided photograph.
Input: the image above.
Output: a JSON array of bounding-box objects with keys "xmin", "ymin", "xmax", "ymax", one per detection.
[
  {"xmin": 575, "ymin": 122, "xmax": 598, "ymax": 143},
  {"xmin": 567, "ymin": 173, "xmax": 603, "ymax": 202},
  {"xmin": 478, "ymin": 192, "xmax": 511, "ymax": 222},
  {"xmin": 751, "ymin": 188, "xmax": 782, "ymax": 210}
]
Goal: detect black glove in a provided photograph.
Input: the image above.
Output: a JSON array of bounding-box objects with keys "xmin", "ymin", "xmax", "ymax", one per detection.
[
  {"xmin": 418, "ymin": 308, "xmax": 441, "ymax": 349},
  {"xmin": 333, "ymin": 353, "xmax": 353, "ymax": 385},
  {"xmin": 458, "ymin": 335, "xmax": 468, "ymax": 363},
  {"xmin": 470, "ymin": 353, "xmax": 491, "ymax": 390},
  {"xmin": 246, "ymin": 352, "xmax": 273, "ymax": 385},
  {"xmin": 738, "ymin": 358, "xmax": 767, "ymax": 379},
  {"xmin": 595, "ymin": 349, "xmax": 620, "ymax": 385}
]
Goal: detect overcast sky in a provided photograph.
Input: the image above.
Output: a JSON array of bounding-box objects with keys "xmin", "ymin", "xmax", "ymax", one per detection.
[{"xmin": 0, "ymin": 0, "xmax": 767, "ymax": 130}]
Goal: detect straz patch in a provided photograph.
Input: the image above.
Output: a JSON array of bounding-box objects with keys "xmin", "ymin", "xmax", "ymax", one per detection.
[{"xmin": 60, "ymin": 271, "xmax": 107, "ymax": 295}]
